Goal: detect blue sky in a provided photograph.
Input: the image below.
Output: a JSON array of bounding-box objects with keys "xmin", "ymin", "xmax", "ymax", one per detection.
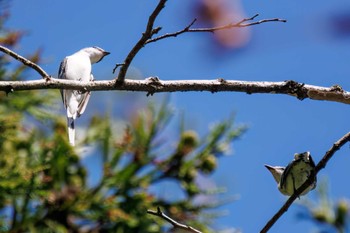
[{"xmin": 5, "ymin": 0, "xmax": 350, "ymax": 232}]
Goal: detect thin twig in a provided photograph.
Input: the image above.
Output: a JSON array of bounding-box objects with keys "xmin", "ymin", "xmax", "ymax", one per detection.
[
  {"xmin": 0, "ymin": 45, "xmax": 50, "ymax": 79},
  {"xmin": 146, "ymin": 18, "xmax": 198, "ymax": 44},
  {"xmin": 260, "ymin": 131, "xmax": 350, "ymax": 233},
  {"xmin": 147, "ymin": 207, "xmax": 202, "ymax": 233},
  {"xmin": 112, "ymin": 63, "xmax": 125, "ymax": 74},
  {"xmin": 1, "ymin": 78, "xmax": 350, "ymax": 105},
  {"xmin": 116, "ymin": 0, "xmax": 167, "ymax": 83},
  {"xmin": 146, "ymin": 14, "xmax": 287, "ymax": 44}
]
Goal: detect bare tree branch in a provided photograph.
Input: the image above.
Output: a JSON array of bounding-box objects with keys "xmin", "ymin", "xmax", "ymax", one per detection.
[
  {"xmin": 147, "ymin": 207, "xmax": 202, "ymax": 233},
  {"xmin": 260, "ymin": 131, "xmax": 350, "ymax": 233},
  {"xmin": 115, "ymin": 0, "xmax": 167, "ymax": 83},
  {"xmin": 146, "ymin": 14, "xmax": 287, "ymax": 44},
  {"xmin": 0, "ymin": 45, "xmax": 50, "ymax": 79},
  {"xmin": 1, "ymin": 78, "xmax": 350, "ymax": 105}
]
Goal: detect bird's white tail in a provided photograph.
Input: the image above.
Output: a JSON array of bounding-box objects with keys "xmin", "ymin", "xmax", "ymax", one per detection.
[{"xmin": 67, "ymin": 117, "xmax": 75, "ymax": 146}]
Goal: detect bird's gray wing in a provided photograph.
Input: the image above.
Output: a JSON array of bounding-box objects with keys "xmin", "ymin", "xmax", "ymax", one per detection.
[
  {"xmin": 279, "ymin": 161, "xmax": 294, "ymax": 189},
  {"xmin": 77, "ymin": 92, "xmax": 91, "ymax": 117},
  {"xmin": 308, "ymin": 154, "xmax": 316, "ymax": 168},
  {"xmin": 58, "ymin": 58, "xmax": 68, "ymax": 107},
  {"xmin": 306, "ymin": 154, "xmax": 317, "ymax": 190},
  {"xmin": 58, "ymin": 58, "xmax": 67, "ymax": 79},
  {"xmin": 76, "ymin": 73, "xmax": 94, "ymax": 117}
]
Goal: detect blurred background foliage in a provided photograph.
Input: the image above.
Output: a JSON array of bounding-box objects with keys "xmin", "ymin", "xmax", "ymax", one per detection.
[
  {"xmin": 1, "ymin": 2, "xmax": 350, "ymax": 233},
  {"xmin": 298, "ymin": 178, "xmax": 350, "ymax": 233}
]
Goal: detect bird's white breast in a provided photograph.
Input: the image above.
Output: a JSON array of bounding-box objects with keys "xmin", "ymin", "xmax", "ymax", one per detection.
[{"xmin": 65, "ymin": 53, "xmax": 91, "ymax": 82}]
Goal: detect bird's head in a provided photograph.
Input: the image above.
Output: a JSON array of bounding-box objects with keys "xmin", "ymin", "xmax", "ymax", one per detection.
[
  {"xmin": 294, "ymin": 151, "xmax": 311, "ymax": 162},
  {"xmin": 82, "ymin": 46, "xmax": 110, "ymax": 64}
]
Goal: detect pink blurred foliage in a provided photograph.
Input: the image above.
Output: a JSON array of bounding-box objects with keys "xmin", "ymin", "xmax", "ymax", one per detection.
[{"xmin": 192, "ymin": 0, "xmax": 251, "ymax": 50}]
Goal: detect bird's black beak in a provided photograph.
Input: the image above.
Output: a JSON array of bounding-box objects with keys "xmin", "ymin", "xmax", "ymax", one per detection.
[{"xmin": 96, "ymin": 51, "xmax": 110, "ymax": 63}]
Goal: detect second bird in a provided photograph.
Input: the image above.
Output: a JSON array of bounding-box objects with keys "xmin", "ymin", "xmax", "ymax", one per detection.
[
  {"xmin": 265, "ymin": 151, "xmax": 317, "ymax": 196},
  {"xmin": 58, "ymin": 46, "xmax": 110, "ymax": 146}
]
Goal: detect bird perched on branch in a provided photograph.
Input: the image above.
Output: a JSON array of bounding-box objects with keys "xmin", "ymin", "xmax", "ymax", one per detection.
[
  {"xmin": 265, "ymin": 151, "xmax": 317, "ymax": 196},
  {"xmin": 58, "ymin": 46, "xmax": 110, "ymax": 146}
]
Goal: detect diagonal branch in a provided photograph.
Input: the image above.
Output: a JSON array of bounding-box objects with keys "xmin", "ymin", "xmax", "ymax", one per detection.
[
  {"xmin": 115, "ymin": 0, "xmax": 167, "ymax": 83},
  {"xmin": 0, "ymin": 45, "xmax": 50, "ymax": 79},
  {"xmin": 146, "ymin": 14, "xmax": 286, "ymax": 44},
  {"xmin": 147, "ymin": 207, "xmax": 202, "ymax": 233},
  {"xmin": 260, "ymin": 131, "xmax": 350, "ymax": 233}
]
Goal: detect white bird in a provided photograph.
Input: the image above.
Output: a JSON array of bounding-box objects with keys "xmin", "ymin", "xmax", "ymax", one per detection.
[
  {"xmin": 58, "ymin": 46, "xmax": 110, "ymax": 146},
  {"xmin": 265, "ymin": 151, "xmax": 317, "ymax": 196}
]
